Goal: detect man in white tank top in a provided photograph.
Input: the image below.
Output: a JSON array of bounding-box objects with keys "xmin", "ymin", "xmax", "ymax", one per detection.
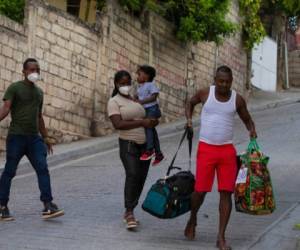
[{"xmin": 184, "ymin": 66, "xmax": 257, "ymax": 250}]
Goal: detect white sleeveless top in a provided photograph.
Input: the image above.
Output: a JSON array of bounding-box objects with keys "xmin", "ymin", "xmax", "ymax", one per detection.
[{"xmin": 199, "ymin": 86, "xmax": 237, "ymax": 145}]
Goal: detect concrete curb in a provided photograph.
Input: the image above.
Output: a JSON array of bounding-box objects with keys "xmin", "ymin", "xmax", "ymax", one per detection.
[
  {"xmin": 246, "ymin": 202, "xmax": 300, "ymax": 250},
  {"xmin": 0, "ymin": 118, "xmax": 194, "ymax": 170},
  {"xmin": 1, "ymin": 95, "xmax": 299, "ymax": 170},
  {"xmin": 248, "ymin": 96, "xmax": 300, "ymax": 112}
]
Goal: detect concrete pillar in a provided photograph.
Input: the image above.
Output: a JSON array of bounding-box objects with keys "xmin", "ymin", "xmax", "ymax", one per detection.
[
  {"xmin": 26, "ymin": 0, "xmax": 38, "ymax": 58},
  {"xmin": 90, "ymin": 0, "xmax": 115, "ymax": 136}
]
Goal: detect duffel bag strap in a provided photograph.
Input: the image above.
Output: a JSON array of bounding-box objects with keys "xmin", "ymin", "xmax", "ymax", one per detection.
[
  {"xmin": 187, "ymin": 127, "xmax": 193, "ymax": 171},
  {"xmin": 166, "ymin": 127, "xmax": 193, "ymax": 176}
]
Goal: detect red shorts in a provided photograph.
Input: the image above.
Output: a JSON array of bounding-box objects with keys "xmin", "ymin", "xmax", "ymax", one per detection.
[{"xmin": 195, "ymin": 141, "xmax": 237, "ymax": 192}]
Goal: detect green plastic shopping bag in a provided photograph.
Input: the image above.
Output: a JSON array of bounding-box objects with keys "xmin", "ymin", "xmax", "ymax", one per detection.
[{"xmin": 235, "ymin": 139, "xmax": 276, "ymax": 215}]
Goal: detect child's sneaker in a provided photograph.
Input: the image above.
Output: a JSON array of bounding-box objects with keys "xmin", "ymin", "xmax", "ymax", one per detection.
[
  {"xmin": 140, "ymin": 150, "xmax": 155, "ymax": 161},
  {"xmin": 42, "ymin": 202, "xmax": 64, "ymax": 219},
  {"xmin": 0, "ymin": 206, "xmax": 14, "ymax": 221},
  {"xmin": 152, "ymin": 153, "xmax": 164, "ymax": 166}
]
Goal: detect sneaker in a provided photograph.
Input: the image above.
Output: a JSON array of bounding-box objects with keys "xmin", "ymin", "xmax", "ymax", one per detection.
[
  {"xmin": 123, "ymin": 212, "xmax": 138, "ymax": 230},
  {"xmin": 0, "ymin": 206, "xmax": 14, "ymax": 221},
  {"xmin": 152, "ymin": 153, "xmax": 165, "ymax": 166},
  {"xmin": 42, "ymin": 202, "xmax": 64, "ymax": 219},
  {"xmin": 140, "ymin": 150, "xmax": 155, "ymax": 161}
]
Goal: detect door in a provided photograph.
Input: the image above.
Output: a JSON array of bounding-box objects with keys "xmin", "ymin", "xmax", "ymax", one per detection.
[{"xmin": 252, "ymin": 37, "xmax": 277, "ymax": 91}]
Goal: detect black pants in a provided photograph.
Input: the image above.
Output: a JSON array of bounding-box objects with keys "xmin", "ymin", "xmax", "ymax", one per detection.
[
  {"xmin": 119, "ymin": 139, "xmax": 151, "ymax": 210},
  {"xmin": 145, "ymin": 104, "xmax": 161, "ymax": 153}
]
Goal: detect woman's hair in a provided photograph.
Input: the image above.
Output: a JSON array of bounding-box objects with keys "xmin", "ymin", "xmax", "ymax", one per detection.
[
  {"xmin": 112, "ymin": 70, "xmax": 132, "ymax": 97},
  {"xmin": 138, "ymin": 65, "xmax": 156, "ymax": 82}
]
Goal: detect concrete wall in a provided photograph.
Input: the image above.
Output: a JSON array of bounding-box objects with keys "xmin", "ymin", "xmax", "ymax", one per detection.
[
  {"xmin": 0, "ymin": 0, "xmax": 247, "ymax": 152},
  {"xmin": 295, "ymin": 28, "xmax": 300, "ymax": 49},
  {"xmin": 289, "ymin": 50, "xmax": 300, "ymax": 87},
  {"xmin": 288, "ymin": 27, "xmax": 300, "ymax": 87},
  {"xmin": 0, "ymin": 0, "xmax": 100, "ymax": 151},
  {"xmin": 92, "ymin": 0, "xmax": 247, "ymax": 129},
  {"xmin": 0, "ymin": 13, "xmax": 28, "ymax": 151}
]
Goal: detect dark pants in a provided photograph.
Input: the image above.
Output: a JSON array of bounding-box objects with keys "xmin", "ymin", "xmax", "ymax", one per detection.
[
  {"xmin": 145, "ymin": 104, "xmax": 161, "ymax": 153},
  {"xmin": 0, "ymin": 135, "xmax": 53, "ymax": 206},
  {"xmin": 119, "ymin": 138, "xmax": 150, "ymax": 210}
]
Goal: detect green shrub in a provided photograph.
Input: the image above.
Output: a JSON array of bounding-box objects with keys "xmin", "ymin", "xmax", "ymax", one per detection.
[
  {"xmin": 96, "ymin": 0, "xmax": 237, "ymax": 44},
  {"xmin": 0, "ymin": 0, "xmax": 25, "ymax": 23}
]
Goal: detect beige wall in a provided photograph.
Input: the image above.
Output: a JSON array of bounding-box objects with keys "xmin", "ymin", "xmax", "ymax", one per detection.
[
  {"xmin": 0, "ymin": 0, "xmax": 247, "ymax": 152},
  {"xmin": 79, "ymin": 0, "xmax": 97, "ymax": 23},
  {"xmin": 46, "ymin": 0, "xmax": 66, "ymax": 11},
  {"xmin": 46, "ymin": 0, "xmax": 96, "ymax": 23},
  {"xmin": 0, "ymin": 0, "xmax": 99, "ymax": 150}
]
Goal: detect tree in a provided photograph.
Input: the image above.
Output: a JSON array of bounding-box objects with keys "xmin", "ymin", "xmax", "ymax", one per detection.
[
  {"xmin": 0, "ymin": 0, "xmax": 25, "ymax": 23},
  {"xmin": 239, "ymin": 0, "xmax": 266, "ymax": 90},
  {"xmin": 97, "ymin": 0, "xmax": 237, "ymax": 44}
]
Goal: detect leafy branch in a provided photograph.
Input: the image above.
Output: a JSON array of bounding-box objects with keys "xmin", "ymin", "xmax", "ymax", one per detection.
[
  {"xmin": 97, "ymin": 0, "xmax": 237, "ymax": 44},
  {"xmin": 0, "ymin": 0, "xmax": 25, "ymax": 23}
]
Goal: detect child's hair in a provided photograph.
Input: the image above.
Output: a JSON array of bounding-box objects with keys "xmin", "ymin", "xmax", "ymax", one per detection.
[
  {"xmin": 138, "ymin": 65, "xmax": 156, "ymax": 82},
  {"xmin": 112, "ymin": 70, "xmax": 132, "ymax": 97}
]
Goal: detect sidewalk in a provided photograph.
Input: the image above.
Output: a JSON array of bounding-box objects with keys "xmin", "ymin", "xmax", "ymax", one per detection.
[
  {"xmin": 248, "ymin": 202, "xmax": 300, "ymax": 250},
  {"xmin": 1, "ymin": 88, "xmax": 300, "ymax": 170},
  {"xmin": 247, "ymin": 87, "xmax": 300, "ymax": 111}
]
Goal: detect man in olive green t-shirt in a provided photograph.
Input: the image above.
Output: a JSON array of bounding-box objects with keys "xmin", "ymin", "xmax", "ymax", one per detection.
[{"xmin": 0, "ymin": 58, "xmax": 64, "ymax": 221}]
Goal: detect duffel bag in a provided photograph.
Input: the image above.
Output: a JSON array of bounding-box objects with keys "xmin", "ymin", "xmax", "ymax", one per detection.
[{"xmin": 142, "ymin": 128, "xmax": 195, "ymax": 219}]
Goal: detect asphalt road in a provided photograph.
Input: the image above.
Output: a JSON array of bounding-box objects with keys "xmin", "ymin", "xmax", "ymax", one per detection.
[{"xmin": 0, "ymin": 103, "xmax": 299, "ymax": 250}]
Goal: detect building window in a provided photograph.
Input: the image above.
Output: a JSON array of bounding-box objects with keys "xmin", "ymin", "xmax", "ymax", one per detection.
[{"xmin": 67, "ymin": 0, "xmax": 81, "ymax": 17}]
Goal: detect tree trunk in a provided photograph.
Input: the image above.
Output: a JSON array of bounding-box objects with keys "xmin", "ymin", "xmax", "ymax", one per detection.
[
  {"xmin": 245, "ymin": 49, "xmax": 252, "ymax": 91},
  {"xmin": 277, "ymin": 32, "xmax": 286, "ymax": 89},
  {"xmin": 273, "ymin": 15, "xmax": 287, "ymax": 90}
]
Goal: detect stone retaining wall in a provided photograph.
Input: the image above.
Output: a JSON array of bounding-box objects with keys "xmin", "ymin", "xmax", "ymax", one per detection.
[{"xmin": 0, "ymin": 0, "xmax": 247, "ymax": 152}]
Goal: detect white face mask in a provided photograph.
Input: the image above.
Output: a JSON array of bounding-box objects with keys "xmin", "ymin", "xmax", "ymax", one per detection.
[
  {"xmin": 118, "ymin": 85, "xmax": 131, "ymax": 96},
  {"xmin": 27, "ymin": 73, "xmax": 40, "ymax": 83}
]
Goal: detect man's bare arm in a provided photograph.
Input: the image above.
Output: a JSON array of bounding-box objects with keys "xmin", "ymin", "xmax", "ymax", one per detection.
[
  {"xmin": 39, "ymin": 113, "xmax": 53, "ymax": 154},
  {"xmin": 185, "ymin": 88, "xmax": 207, "ymax": 127},
  {"xmin": 236, "ymin": 94, "xmax": 257, "ymax": 138},
  {"xmin": 39, "ymin": 114, "xmax": 48, "ymax": 138},
  {"xmin": 0, "ymin": 100, "xmax": 11, "ymax": 121}
]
